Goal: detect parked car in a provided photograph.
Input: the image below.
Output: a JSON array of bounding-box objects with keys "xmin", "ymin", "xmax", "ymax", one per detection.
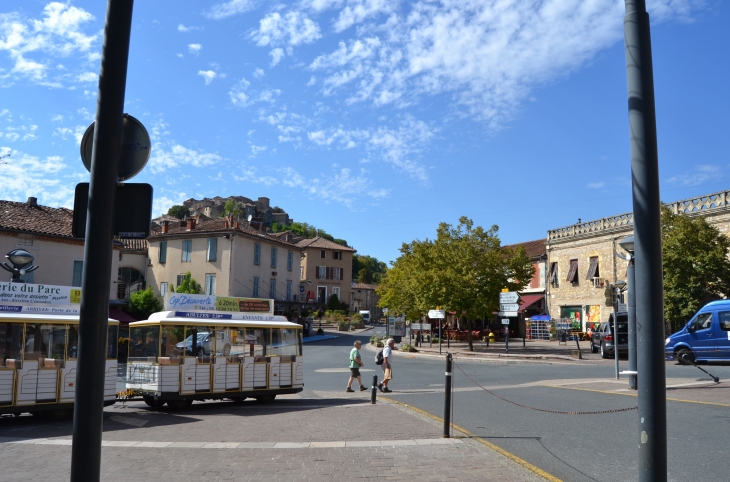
[
  {"xmin": 665, "ymin": 300, "xmax": 730, "ymax": 364},
  {"xmin": 590, "ymin": 313, "xmax": 628, "ymax": 358},
  {"xmin": 176, "ymin": 331, "xmax": 231, "ymax": 356}
]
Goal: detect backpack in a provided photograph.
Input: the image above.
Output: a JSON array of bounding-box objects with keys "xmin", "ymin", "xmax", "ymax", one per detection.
[{"xmin": 374, "ymin": 349, "xmax": 384, "ymax": 365}]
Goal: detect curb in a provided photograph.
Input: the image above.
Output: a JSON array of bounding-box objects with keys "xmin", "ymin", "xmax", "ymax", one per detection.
[{"xmin": 361, "ymin": 341, "xmax": 579, "ymax": 363}]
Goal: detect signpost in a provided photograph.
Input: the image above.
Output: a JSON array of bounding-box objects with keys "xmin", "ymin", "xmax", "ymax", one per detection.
[
  {"xmin": 429, "ymin": 308, "xmax": 446, "ymax": 354},
  {"xmin": 499, "ymin": 291, "xmax": 520, "ymax": 354}
]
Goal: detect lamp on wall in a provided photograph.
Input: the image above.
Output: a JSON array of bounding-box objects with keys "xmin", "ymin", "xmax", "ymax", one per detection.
[{"xmin": 1, "ymin": 249, "xmax": 39, "ymax": 282}]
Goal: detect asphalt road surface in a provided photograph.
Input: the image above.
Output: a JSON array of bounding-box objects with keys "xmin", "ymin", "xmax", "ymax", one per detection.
[{"xmin": 303, "ymin": 329, "xmax": 730, "ymax": 482}]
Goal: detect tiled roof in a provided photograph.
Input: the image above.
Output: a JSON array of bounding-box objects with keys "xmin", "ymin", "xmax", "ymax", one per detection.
[
  {"xmin": 150, "ymin": 219, "xmax": 301, "ymax": 249},
  {"xmin": 121, "ymin": 238, "xmax": 148, "ymax": 251},
  {"xmin": 0, "ymin": 198, "xmax": 74, "ymax": 238},
  {"xmin": 503, "ymin": 239, "xmax": 546, "ymax": 258},
  {"xmin": 295, "ymin": 236, "xmax": 356, "ymax": 252},
  {"xmin": 351, "ymin": 282, "xmax": 378, "ymax": 290}
]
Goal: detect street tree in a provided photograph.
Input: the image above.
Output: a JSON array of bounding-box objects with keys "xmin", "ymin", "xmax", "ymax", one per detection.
[
  {"xmin": 661, "ymin": 206, "xmax": 730, "ymax": 331},
  {"xmin": 167, "ymin": 205, "xmax": 190, "ymax": 219},
  {"xmin": 221, "ymin": 199, "xmax": 243, "ymax": 218},
  {"xmin": 128, "ymin": 287, "xmax": 163, "ymax": 319},
  {"xmin": 172, "ymin": 272, "xmax": 202, "ymax": 294}
]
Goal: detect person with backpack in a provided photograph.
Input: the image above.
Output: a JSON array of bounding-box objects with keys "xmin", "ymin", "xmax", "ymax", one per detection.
[
  {"xmin": 377, "ymin": 338, "xmax": 394, "ymax": 393},
  {"xmin": 346, "ymin": 340, "xmax": 367, "ymax": 392}
]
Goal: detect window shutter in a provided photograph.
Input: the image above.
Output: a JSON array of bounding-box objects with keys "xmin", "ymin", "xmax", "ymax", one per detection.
[
  {"xmin": 585, "ymin": 257, "xmax": 598, "ymax": 279},
  {"xmin": 340, "ymin": 268, "xmax": 344, "ymax": 280},
  {"xmin": 72, "ymin": 261, "xmax": 83, "ymax": 287},
  {"xmin": 208, "ymin": 238, "xmax": 217, "ymax": 262},
  {"xmin": 566, "ymin": 259, "xmax": 578, "ymax": 283},
  {"xmin": 315, "ymin": 266, "xmax": 320, "ymax": 279},
  {"xmin": 159, "ymin": 241, "xmax": 167, "ymax": 263},
  {"xmin": 326, "ymin": 267, "xmax": 331, "ymax": 279}
]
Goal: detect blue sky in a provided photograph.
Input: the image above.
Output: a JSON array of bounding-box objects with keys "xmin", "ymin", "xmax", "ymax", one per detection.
[{"xmin": 1, "ymin": 0, "xmax": 728, "ymax": 264}]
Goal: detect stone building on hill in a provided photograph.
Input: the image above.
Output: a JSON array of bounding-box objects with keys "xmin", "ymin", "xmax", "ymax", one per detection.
[{"xmin": 182, "ymin": 195, "xmax": 292, "ymax": 229}]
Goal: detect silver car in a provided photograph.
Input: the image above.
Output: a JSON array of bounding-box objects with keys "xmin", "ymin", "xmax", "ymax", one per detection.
[{"xmin": 590, "ymin": 313, "xmax": 628, "ymax": 358}]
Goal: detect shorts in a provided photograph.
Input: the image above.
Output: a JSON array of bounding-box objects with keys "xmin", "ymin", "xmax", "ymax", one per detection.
[{"xmin": 350, "ymin": 367, "xmax": 361, "ymax": 377}]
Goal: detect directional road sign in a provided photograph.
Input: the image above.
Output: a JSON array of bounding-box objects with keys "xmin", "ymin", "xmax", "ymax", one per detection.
[
  {"xmin": 499, "ymin": 292, "xmax": 520, "ymax": 304},
  {"xmin": 498, "ymin": 311, "xmax": 518, "ymax": 317},
  {"xmin": 428, "ymin": 309, "xmax": 446, "ymax": 319},
  {"xmin": 501, "ymin": 319, "xmax": 510, "ymax": 325},
  {"xmin": 499, "ymin": 303, "xmax": 520, "ymax": 312}
]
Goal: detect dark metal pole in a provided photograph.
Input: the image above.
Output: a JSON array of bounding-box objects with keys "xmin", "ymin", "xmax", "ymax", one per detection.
[
  {"xmin": 443, "ymin": 353, "xmax": 452, "ymax": 438},
  {"xmin": 70, "ymin": 2, "xmax": 134, "ymax": 482},
  {"xmin": 614, "ymin": 298, "xmax": 620, "ymax": 379},
  {"xmin": 623, "ymin": 1, "xmax": 666, "ymax": 480},
  {"xmin": 439, "ymin": 319, "xmax": 442, "ymax": 354},
  {"xmin": 371, "ymin": 375, "xmax": 378, "ymax": 404},
  {"xmin": 628, "ymin": 257, "xmax": 637, "ymax": 389}
]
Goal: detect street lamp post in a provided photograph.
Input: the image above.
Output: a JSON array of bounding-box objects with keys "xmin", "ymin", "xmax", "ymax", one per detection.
[
  {"xmin": 620, "ymin": 236, "xmax": 637, "ymax": 390},
  {"xmin": 622, "ymin": 1, "xmax": 666, "ymax": 479},
  {"xmin": 1, "ymin": 249, "xmax": 39, "ymax": 282}
]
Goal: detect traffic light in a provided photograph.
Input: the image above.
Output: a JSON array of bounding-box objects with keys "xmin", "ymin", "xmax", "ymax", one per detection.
[{"xmin": 604, "ymin": 285, "xmax": 614, "ymax": 307}]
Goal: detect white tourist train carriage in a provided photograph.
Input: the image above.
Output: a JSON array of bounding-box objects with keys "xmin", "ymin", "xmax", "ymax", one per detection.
[
  {"xmin": 126, "ymin": 310, "xmax": 303, "ymax": 409},
  {"xmin": 0, "ymin": 311, "xmax": 119, "ymax": 418}
]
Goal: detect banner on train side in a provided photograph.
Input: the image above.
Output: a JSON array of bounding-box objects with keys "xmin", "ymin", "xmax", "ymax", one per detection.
[
  {"xmin": 0, "ymin": 283, "xmax": 82, "ymax": 306},
  {"xmin": 164, "ymin": 293, "xmax": 273, "ymax": 315}
]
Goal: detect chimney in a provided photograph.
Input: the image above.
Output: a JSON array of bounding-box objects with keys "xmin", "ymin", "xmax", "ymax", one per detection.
[
  {"xmin": 186, "ymin": 218, "xmax": 196, "ymax": 231},
  {"xmin": 224, "ymin": 220, "xmax": 229, "ymax": 228},
  {"xmin": 26, "ymin": 197, "xmax": 38, "ymax": 207},
  {"xmin": 162, "ymin": 220, "xmax": 169, "ymax": 233}
]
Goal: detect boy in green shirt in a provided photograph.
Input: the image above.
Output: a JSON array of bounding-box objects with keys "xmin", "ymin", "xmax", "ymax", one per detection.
[{"xmin": 346, "ymin": 340, "xmax": 367, "ymax": 392}]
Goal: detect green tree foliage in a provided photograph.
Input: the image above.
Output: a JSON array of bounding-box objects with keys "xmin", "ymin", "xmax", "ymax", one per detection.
[
  {"xmin": 167, "ymin": 205, "xmax": 190, "ymax": 220},
  {"xmin": 221, "ymin": 199, "xmax": 243, "ymax": 218},
  {"xmin": 661, "ymin": 206, "xmax": 730, "ymax": 330},
  {"xmin": 353, "ymin": 254, "xmax": 387, "ymax": 283},
  {"xmin": 357, "ymin": 267, "xmax": 372, "ymax": 284},
  {"xmin": 377, "ymin": 217, "xmax": 533, "ymax": 351},
  {"xmin": 128, "ymin": 287, "xmax": 163, "ymax": 319},
  {"xmin": 272, "ymin": 205, "xmax": 284, "ymax": 213},
  {"xmin": 175, "ymin": 272, "xmax": 202, "ymax": 294},
  {"xmin": 327, "ymin": 293, "xmax": 341, "ymax": 311}
]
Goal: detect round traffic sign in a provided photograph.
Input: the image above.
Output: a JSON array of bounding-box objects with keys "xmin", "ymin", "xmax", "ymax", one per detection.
[{"xmin": 80, "ymin": 113, "xmax": 151, "ymax": 181}]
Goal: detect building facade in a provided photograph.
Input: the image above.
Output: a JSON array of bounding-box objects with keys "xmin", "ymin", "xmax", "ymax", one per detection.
[
  {"xmin": 295, "ymin": 237, "xmax": 356, "ymax": 306},
  {"xmin": 546, "ymin": 189, "xmax": 730, "ymax": 331},
  {"xmin": 147, "ymin": 218, "xmax": 303, "ymax": 309},
  {"xmin": 0, "ymin": 197, "xmax": 120, "ymax": 299},
  {"xmin": 350, "ymin": 282, "xmax": 380, "ymax": 315}
]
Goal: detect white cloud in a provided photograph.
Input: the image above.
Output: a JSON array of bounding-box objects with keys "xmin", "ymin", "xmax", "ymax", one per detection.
[
  {"xmin": 251, "ymin": 12, "xmax": 321, "ymax": 47},
  {"xmin": 666, "ymin": 164, "xmax": 722, "ymax": 187},
  {"xmin": 307, "ymin": 127, "xmax": 369, "ymax": 148},
  {"xmin": 53, "ymin": 124, "xmax": 85, "ymax": 143},
  {"xmin": 205, "ymin": 0, "xmax": 258, "ymax": 20},
  {"xmin": 188, "ymin": 43, "xmax": 202, "ymax": 54},
  {"xmin": 1, "ymin": 123, "xmax": 39, "ymax": 142},
  {"xmin": 368, "ymin": 118, "xmax": 433, "ymax": 182},
  {"xmin": 198, "ymin": 70, "xmax": 217, "ymax": 85},
  {"xmin": 76, "ymin": 71, "xmax": 97, "ymax": 82},
  {"xmin": 298, "ymin": 0, "xmax": 699, "ymax": 128},
  {"xmin": 0, "ymin": 3, "xmax": 98, "ymax": 84},
  {"xmin": 0, "ymin": 109, "xmax": 10, "ymax": 118},
  {"xmin": 278, "ymin": 166, "xmax": 387, "ymax": 208},
  {"xmin": 149, "ymin": 143, "xmax": 223, "ymax": 174},
  {"xmin": 587, "ymin": 182, "xmax": 605, "ymax": 189},
  {"xmin": 229, "ymin": 77, "xmax": 281, "ymax": 107},
  {"xmin": 253, "ymin": 68, "xmax": 264, "ymax": 79},
  {"xmin": 250, "ymin": 144, "xmax": 267, "ymax": 156},
  {"xmin": 176, "ymin": 53, "xmax": 184, "ymax": 58},
  {"xmin": 269, "ymin": 48, "xmax": 284, "ymax": 66},
  {"xmin": 177, "ymin": 24, "xmax": 203, "ymax": 32},
  {"xmin": 51, "ymin": 114, "xmax": 63, "ymax": 122},
  {"xmin": 0, "ymin": 148, "xmax": 75, "ymax": 206}
]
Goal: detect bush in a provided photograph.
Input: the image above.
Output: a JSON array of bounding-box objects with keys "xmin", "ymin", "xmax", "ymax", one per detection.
[
  {"xmin": 400, "ymin": 344, "xmax": 418, "ymax": 353},
  {"xmin": 128, "ymin": 287, "xmax": 163, "ymax": 319},
  {"xmin": 327, "ymin": 294, "xmax": 341, "ymax": 311},
  {"xmin": 431, "ymin": 337, "xmax": 441, "ymax": 344},
  {"xmin": 352, "ymin": 313, "xmax": 364, "ymax": 323}
]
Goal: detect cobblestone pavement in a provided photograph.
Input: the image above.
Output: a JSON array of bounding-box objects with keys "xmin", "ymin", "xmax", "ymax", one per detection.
[{"xmin": 0, "ymin": 396, "xmax": 550, "ymax": 481}]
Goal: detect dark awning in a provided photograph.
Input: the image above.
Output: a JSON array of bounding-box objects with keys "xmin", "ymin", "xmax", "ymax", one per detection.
[
  {"xmin": 518, "ymin": 294, "xmax": 544, "ymax": 312},
  {"xmin": 109, "ymin": 307, "xmax": 137, "ymax": 325}
]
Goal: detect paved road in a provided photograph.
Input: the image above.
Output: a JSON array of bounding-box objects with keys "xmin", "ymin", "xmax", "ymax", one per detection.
[{"xmin": 306, "ymin": 330, "xmax": 730, "ymax": 482}]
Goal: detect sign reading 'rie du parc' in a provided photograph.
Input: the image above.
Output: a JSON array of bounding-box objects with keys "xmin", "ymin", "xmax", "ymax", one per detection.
[{"xmin": 0, "ymin": 283, "xmax": 82, "ymax": 306}]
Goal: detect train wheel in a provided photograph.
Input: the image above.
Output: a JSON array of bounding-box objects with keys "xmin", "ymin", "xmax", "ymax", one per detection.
[
  {"xmin": 143, "ymin": 396, "xmax": 165, "ymax": 408},
  {"xmin": 166, "ymin": 399, "xmax": 193, "ymax": 411}
]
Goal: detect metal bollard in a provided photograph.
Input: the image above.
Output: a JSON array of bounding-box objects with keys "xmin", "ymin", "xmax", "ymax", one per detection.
[
  {"xmin": 371, "ymin": 375, "xmax": 378, "ymax": 404},
  {"xmin": 444, "ymin": 353, "xmax": 452, "ymax": 438}
]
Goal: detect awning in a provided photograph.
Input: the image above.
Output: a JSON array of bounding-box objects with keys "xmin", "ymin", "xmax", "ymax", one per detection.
[
  {"xmin": 109, "ymin": 307, "xmax": 137, "ymax": 324},
  {"xmin": 518, "ymin": 294, "xmax": 544, "ymax": 312}
]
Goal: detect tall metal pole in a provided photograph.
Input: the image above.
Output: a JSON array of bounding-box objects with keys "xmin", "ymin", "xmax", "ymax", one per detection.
[
  {"xmin": 623, "ymin": 1, "xmax": 666, "ymax": 480},
  {"xmin": 443, "ymin": 353, "xmax": 452, "ymax": 438},
  {"xmin": 70, "ymin": 1, "xmax": 134, "ymax": 481},
  {"xmin": 627, "ymin": 256, "xmax": 637, "ymax": 389},
  {"xmin": 613, "ymin": 296, "xmax": 620, "ymax": 379}
]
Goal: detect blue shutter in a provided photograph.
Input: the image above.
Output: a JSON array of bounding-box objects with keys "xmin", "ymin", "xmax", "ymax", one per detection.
[
  {"xmin": 271, "ymin": 247, "xmax": 277, "ymax": 268},
  {"xmin": 286, "ymin": 280, "xmax": 292, "ymax": 301},
  {"xmin": 207, "ymin": 238, "xmax": 217, "ymax": 262},
  {"xmin": 254, "ymin": 243, "xmax": 261, "ymax": 265},
  {"xmin": 159, "ymin": 241, "xmax": 167, "ymax": 263},
  {"xmin": 253, "ymin": 276, "xmax": 259, "ymax": 296},
  {"xmin": 287, "ymin": 251, "xmax": 293, "ymax": 271},
  {"xmin": 182, "ymin": 240, "xmax": 192, "ymax": 262},
  {"xmin": 72, "ymin": 261, "xmax": 83, "ymax": 287},
  {"xmin": 270, "ymin": 279, "xmax": 276, "ymax": 299}
]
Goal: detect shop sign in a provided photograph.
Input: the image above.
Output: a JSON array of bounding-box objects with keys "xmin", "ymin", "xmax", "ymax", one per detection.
[{"xmin": 0, "ymin": 283, "xmax": 81, "ymax": 306}]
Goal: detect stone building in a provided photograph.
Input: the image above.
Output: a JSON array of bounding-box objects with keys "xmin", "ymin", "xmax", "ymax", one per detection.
[
  {"xmin": 502, "ymin": 239, "xmax": 548, "ymax": 336},
  {"xmin": 546, "ymin": 189, "xmax": 730, "ymax": 331},
  {"xmin": 295, "ymin": 237, "xmax": 356, "ymax": 307},
  {"xmin": 181, "ymin": 195, "xmax": 292, "ymax": 229}
]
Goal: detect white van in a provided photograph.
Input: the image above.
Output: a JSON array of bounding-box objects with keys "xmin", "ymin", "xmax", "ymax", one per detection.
[{"xmin": 359, "ymin": 310, "xmax": 371, "ymax": 324}]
